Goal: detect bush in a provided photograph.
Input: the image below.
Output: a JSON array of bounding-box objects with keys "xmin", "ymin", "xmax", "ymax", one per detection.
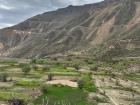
[
  {"xmin": 85, "ymin": 59, "xmax": 96, "ymax": 64},
  {"xmin": 110, "ymin": 73, "xmax": 116, "ymax": 78},
  {"xmin": 84, "ymin": 81, "xmax": 97, "ymax": 92},
  {"xmin": 73, "ymin": 64, "xmax": 80, "ymax": 71},
  {"xmin": 77, "ymin": 79, "xmax": 84, "ymax": 89},
  {"xmin": 41, "ymin": 84, "xmax": 48, "ymax": 93},
  {"xmin": 32, "ymin": 64, "xmax": 38, "ymax": 71},
  {"xmin": 42, "ymin": 65, "xmax": 50, "ymax": 71},
  {"xmin": 31, "ymin": 59, "xmax": 37, "ymax": 64},
  {"xmin": 20, "ymin": 64, "xmax": 31, "ymax": 75},
  {"xmin": 0, "ymin": 73, "xmax": 8, "ymax": 82},
  {"xmin": 80, "ymin": 74, "xmax": 97, "ymax": 92},
  {"xmin": 48, "ymin": 73, "xmax": 53, "ymax": 81},
  {"xmin": 113, "ymin": 61, "xmax": 127, "ymax": 71},
  {"xmin": 90, "ymin": 64, "xmax": 98, "ymax": 71}
]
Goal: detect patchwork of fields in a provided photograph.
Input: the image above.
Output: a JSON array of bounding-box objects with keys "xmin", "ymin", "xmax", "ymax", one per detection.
[{"xmin": 0, "ymin": 57, "xmax": 139, "ymax": 105}]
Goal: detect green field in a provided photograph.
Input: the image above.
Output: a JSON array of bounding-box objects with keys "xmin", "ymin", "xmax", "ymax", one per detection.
[
  {"xmin": 0, "ymin": 59, "xmax": 96, "ymax": 105},
  {"xmin": 35, "ymin": 86, "xmax": 89, "ymax": 105}
]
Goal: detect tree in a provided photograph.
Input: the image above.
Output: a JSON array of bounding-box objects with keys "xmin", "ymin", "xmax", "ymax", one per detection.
[
  {"xmin": 132, "ymin": 92, "xmax": 135, "ymax": 98},
  {"xmin": 77, "ymin": 79, "xmax": 84, "ymax": 89},
  {"xmin": 110, "ymin": 73, "xmax": 116, "ymax": 78},
  {"xmin": 74, "ymin": 64, "xmax": 80, "ymax": 71},
  {"xmin": 90, "ymin": 64, "xmax": 98, "ymax": 71},
  {"xmin": 48, "ymin": 73, "xmax": 53, "ymax": 81},
  {"xmin": 115, "ymin": 79, "xmax": 120, "ymax": 86},
  {"xmin": 32, "ymin": 64, "xmax": 38, "ymax": 71},
  {"xmin": 0, "ymin": 73, "xmax": 8, "ymax": 82},
  {"xmin": 41, "ymin": 85, "xmax": 48, "ymax": 93},
  {"xmin": 31, "ymin": 59, "xmax": 37, "ymax": 64},
  {"xmin": 21, "ymin": 64, "xmax": 31, "ymax": 75}
]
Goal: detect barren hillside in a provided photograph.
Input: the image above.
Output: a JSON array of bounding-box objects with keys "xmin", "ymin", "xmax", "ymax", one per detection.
[{"xmin": 0, "ymin": 0, "xmax": 139, "ymax": 58}]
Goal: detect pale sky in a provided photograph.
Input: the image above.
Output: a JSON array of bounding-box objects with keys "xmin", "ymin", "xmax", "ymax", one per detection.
[{"xmin": 0, "ymin": 0, "xmax": 103, "ymax": 29}]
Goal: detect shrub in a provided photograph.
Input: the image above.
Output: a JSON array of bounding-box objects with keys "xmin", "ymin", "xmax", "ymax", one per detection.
[
  {"xmin": 42, "ymin": 65, "xmax": 50, "ymax": 71},
  {"xmin": 84, "ymin": 80, "xmax": 97, "ymax": 92},
  {"xmin": 90, "ymin": 64, "xmax": 98, "ymax": 71},
  {"xmin": 110, "ymin": 73, "xmax": 116, "ymax": 78},
  {"xmin": 85, "ymin": 59, "xmax": 96, "ymax": 64},
  {"xmin": 0, "ymin": 73, "xmax": 8, "ymax": 82},
  {"xmin": 67, "ymin": 57, "xmax": 72, "ymax": 61},
  {"xmin": 113, "ymin": 61, "xmax": 126, "ymax": 71},
  {"xmin": 48, "ymin": 73, "xmax": 53, "ymax": 81},
  {"xmin": 115, "ymin": 79, "xmax": 120, "ymax": 86},
  {"xmin": 77, "ymin": 79, "xmax": 84, "ymax": 89},
  {"xmin": 73, "ymin": 64, "xmax": 80, "ymax": 71},
  {"xmin": 20, "ymin": 64, "xmax": 31, "ymax": 75},
  {"xmin": 41, "ymin": 85, "xmax": 48, "ymax": 93},
  {"xmin": 31, "ymin": 59, "xmax": 37, "ymax": 64},
  {"xmin": 32, "ymin": 64, "xmax": 38, "ymax": 71},
  {"xmin": 80, "ymin": 74, "xmax": 97, "ymax": 92}
]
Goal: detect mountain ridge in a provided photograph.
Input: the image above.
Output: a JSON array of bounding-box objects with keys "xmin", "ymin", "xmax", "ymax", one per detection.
[{"xmin": 0, "ymin": 0, "xmax": 140, "ymax": 58}]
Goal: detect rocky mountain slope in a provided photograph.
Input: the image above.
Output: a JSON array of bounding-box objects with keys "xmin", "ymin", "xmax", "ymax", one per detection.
[{"xmin": 0, "ymin": 0, "xmax": 140, "ymax": 58}]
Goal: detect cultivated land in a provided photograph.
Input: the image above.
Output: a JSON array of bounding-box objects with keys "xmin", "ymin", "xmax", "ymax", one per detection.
[{"xmin": 0, "ymin": 57, "xmax": 139, "ymax": 105}]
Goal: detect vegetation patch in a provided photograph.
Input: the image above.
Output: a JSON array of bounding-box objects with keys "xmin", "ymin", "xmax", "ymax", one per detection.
[
  {"xmin": 35, "ymin": 85, "xmax": 89, "ymax": 105},
  {"xmin": 15, "ymin": 79, "xmax": 42, "ymax": 88},
  {"xmin": 78, "ymin": 74, "xmax": 97, "ymax": 92},
  {"xmin": 0, "ymin": 92, "xmax": 31, "ymax": 101},
  {"xmin": 0, "ymin": 60, "xmax": 17, "ymax": 65},
  {"xmin": 124, "ymin": 73, "xmax": 140, "ymax": 83}
]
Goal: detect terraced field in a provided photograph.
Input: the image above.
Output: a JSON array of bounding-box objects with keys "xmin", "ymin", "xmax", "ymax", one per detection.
[{"xmin": 0, "ymin": 58, "xmax": 139, "ymax": 105}]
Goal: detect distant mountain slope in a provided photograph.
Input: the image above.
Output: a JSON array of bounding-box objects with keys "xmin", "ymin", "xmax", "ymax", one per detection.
[{"xmin": 0, "ymin": 0, "xmax": 140, "ymax": 58}]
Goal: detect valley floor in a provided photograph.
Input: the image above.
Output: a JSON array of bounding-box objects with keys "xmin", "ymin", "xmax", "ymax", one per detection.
[{"xmin": 0, "ymin": 57, "xmax": 139, "ymax": 105}]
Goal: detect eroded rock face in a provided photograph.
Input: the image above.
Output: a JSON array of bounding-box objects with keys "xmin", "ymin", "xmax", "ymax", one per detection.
[{"xmin": 0, "ymin": 0, "xmax": 139, "ymax": 58}]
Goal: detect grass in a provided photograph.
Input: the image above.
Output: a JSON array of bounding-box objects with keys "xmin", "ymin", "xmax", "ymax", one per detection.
[
  {"xmin": 35, "ymin": 85, "xmax": 89, "ymax": 105},
  {"xmin": 47, "ymin": 71, "xmax": 80, "ymax": 76},
  {"xmin": 45, "ymin": 64, "xmax": 80, "ymax": 76},
  {"xmin": 124, "ymin": 73, "xmax": 140, "ymax": 83},
  {"xmin": 0, "ymin": 60, "xmax": 17, "ymax": 65},
  {"xmin": 15, "ymin": 79, "xmax": 42, "ymax": 88},
  {"xmin": 0, "ymin": 92, "xmax": 31, "ymax": 101},
  {"xmin": 50, "ymin": 65, "xmax": 74, "ymax": 72}
]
